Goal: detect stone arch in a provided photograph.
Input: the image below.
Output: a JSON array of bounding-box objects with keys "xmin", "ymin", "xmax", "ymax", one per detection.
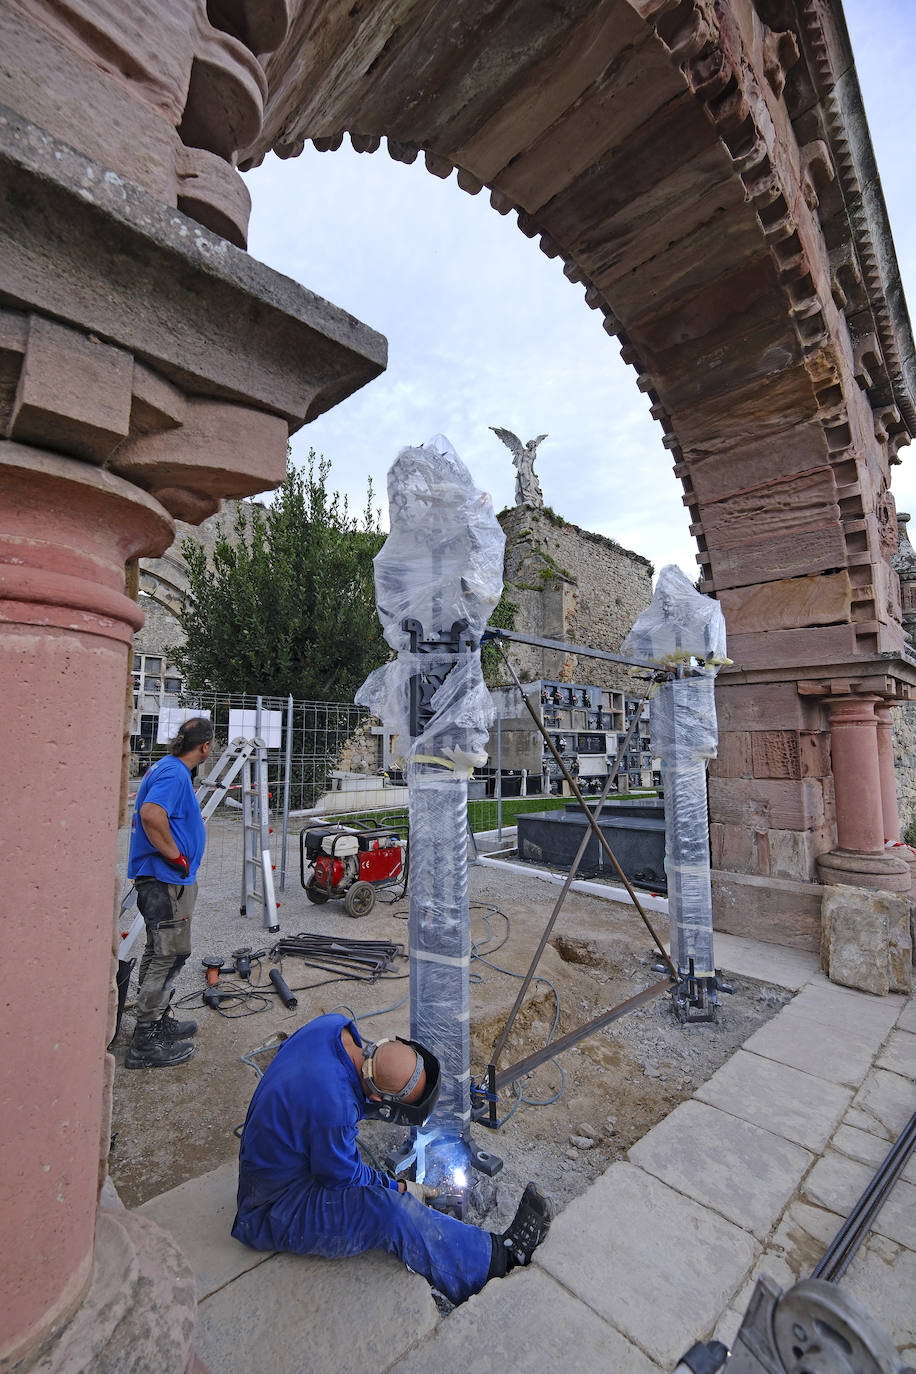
[{"xmin": 232, "ymin": 0, "xmax": 916, "ymax": 949}]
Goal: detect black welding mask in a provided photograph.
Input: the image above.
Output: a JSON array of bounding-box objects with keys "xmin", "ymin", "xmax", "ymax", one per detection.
[{"xmin": 361, "ymin": 1037, "xmax": 441, "ymax": 1127}]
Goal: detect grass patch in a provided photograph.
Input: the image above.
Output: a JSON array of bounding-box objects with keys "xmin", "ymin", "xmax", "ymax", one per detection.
[{"xmin": 308, "ymin": 790, "xmax": 657, "ymax": 836}]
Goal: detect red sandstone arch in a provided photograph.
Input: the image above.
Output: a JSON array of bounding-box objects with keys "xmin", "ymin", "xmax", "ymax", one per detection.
[{"xmin": 232, "ymin": 0, "xmax": 916, "ymax": 944}]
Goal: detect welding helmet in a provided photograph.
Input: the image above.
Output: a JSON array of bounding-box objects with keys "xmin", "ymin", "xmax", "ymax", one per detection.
[{"xmin": 361, "ymin": 1037, "xmax": 441, "ymax": 1126}]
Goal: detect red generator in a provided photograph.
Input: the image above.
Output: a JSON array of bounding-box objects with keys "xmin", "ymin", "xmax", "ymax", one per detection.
[{"xmin": 299, "ymin": 822, "xmax": 406, "ymax": 917}]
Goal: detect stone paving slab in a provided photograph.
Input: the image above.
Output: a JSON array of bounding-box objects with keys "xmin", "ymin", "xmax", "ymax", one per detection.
[
  {"xmin": 831, "ymin": 1122, "xmax": 916, "ymax": 1185},
  {"xmin": 843, "ymin": 1233, "xmax": 916, "ymax": 1361},
  {"xmin": 789, "ymin": 982, "xmax": 906, "ymax": 1035},
  {"xmin": 695, "ymin": 1049, "xmax": 852, "ymax": 1151},
  {"xmin": 803, "ymin": 1149, "xmax": 916, "ymax": 1250},
  {"xmin": 725, "ymin": 1198, "xmax": 844, "ymax": 1326},
  {"xmin": 138, "ymin": 1161, "xmax": 264, "ymax": 1298},
  {"xmin": 846, "ymin": 1067, "xmax": 916, "ymax": 1141},
  {"xmin": 535, "ymin": 1162, "xmax": 759, "ymax": 1369},
  {"xmin": 876, "ymin": 1028, "xmax": 916, "ymax": 1081},
  {"xmin": 386, "ymin": 1266, "xmax": 663, "ymax": 1374},
  {"xmin": 195, "ymin": 1248, "xmax": 438, "ymax": 1374},
  {"xmin": 898, "ymin": 999, "xmax": 916, "ymax": 1034},
  {"xmin": 709, "ymin": 934, "xmax": 820, "ymax": 990},
  {"xmin": 628, "ymin": 1099, "xmax": 812, "ymax": 1241},
  {"xmin": 740, "ymin": 1006, "xmax": 889, "ymax": 1087}
]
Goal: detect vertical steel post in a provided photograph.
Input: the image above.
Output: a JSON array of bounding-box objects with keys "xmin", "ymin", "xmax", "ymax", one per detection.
[{"xmin": 279, "ymin": 694, "xmax": 293, "ymax": 891}]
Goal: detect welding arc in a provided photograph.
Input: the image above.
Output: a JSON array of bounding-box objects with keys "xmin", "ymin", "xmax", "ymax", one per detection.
[
  {"xmin": 491, "ymin": 649, "xmax": 675, "ymax": 1072},
  {"xmin": 812, "ymin": 1108, "xmax": 916, "ymax": 1283},
  {"xmin": 271, "ymin": 933, "xmax": 404, "ymax": 981}
]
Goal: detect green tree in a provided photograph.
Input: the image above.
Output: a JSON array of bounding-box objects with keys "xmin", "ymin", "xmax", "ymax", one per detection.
[{"xmin": 171, "ymin": 452, "xmax": 388, "ymax": 701}]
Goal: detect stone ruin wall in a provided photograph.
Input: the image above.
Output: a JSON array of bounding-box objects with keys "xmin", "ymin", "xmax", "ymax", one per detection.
[
  {"xmin": 893, "ymin": 702, "xmax": 916, "ymax": 838},
  {"xmin": 497, "ymin": 504, "xmax": 654, "ymax": 691},
  {"xmin": 135, "ymin": 498, "xmax": 259, "ymax": 657}
]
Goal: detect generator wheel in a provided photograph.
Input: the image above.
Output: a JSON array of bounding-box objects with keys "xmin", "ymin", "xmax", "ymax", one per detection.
[
  {"xmin": 345, "ymin": 882, "xmax": 376, "ymax": 918},
  {"xmin": 305, "ymin": 883, "xmax": 330, "ymax": 904}
]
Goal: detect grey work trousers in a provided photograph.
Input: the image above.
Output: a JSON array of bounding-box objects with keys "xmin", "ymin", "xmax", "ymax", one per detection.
[{"xmin": 133, "ymin": 878, "xmax": 197, "ymax": 1023}]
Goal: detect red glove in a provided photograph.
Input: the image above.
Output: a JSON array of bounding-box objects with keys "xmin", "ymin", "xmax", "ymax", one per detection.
[{"xmin": 166, "ymin": 852, "xmax": 191, "ymax": 878}]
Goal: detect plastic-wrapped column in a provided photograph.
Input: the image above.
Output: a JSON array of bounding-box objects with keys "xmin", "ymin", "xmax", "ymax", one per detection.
[
  {"xmin": 356, "ymin": 437, "xmax": 504, "ymax": 1145},
  {"xmin": 622, "ymin": 566, "xmax": 726, "ymax": 978}
]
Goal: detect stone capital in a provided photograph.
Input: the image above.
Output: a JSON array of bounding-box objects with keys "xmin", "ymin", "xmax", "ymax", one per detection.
[{"xmin": 0, "ymin": 441, "xmax": 173, "ymax": 642}]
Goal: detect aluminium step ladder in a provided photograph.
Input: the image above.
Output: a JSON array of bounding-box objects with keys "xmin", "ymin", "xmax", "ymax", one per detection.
[{"xmin": 238, "ymin": 736, "xmax": 280, "ymax": 934}]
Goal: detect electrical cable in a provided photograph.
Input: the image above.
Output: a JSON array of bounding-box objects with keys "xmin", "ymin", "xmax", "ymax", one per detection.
[{"xmin": 467, "ymin": 901, "xmax": 567, "ymax": 1124}]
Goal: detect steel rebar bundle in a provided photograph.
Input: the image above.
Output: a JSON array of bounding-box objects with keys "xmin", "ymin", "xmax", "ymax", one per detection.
[{"xmin": 270, "ymin": 933, "xmax": 404, "ymax": 980}]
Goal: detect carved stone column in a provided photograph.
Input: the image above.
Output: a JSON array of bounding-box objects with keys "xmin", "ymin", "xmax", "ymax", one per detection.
[{"xmin": 816, "ymin": 695, "xmax": 910, "ymax": 892}]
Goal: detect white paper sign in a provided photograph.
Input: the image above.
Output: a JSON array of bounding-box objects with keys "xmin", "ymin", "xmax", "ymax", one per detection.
[
  {"xmin": 156, "ymin": 707, "xmax": 212, "ymax": 744},
  {"xmin": 228, "ymin": 709, "xmax": 283, "ymax": 750}
]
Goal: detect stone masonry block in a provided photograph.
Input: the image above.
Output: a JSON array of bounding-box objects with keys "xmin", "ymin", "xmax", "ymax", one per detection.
[
  {"xmin": 821, "ymin": 884, "xmax": 912, "ymax": 995},
  {"xmin": 716, "ymin": 681, "xmax": 813, "ymax": 732},
  {"xmin": 727, "ymin": 622, "xmax": 859, "ymax": 670},
  {"xmin": 718, "ymin": 570, "xmax": 851, "ymax": 634},
  {"xmin": 711, "ymin": 821, "xmax": 756, "ymax": 873},
  {"xmin": 10, "ymin": 315, "xmax": 132, "ymax": 460},
  {"xmin": 685, "ymin": 420, "xmax": 831, "ymax": 503},
  {"xmin": 713, "ymin": 870, "xmax": 822, "ymax": 950},
  {"xmin": 709, "ymin": 776, "xmax": 826, "ymax": 830},
  {"xmin": 751, "ymin": 730, "xmax": 803, "ymax": 780},
  {"xmin": 710, "ymin": 524, "xmax": 849, "ymax": 589},
  {"xmin": 746, "ymin": 730, "xmax": 829, "ymax": 784},
  {"xmin": 108, "ymin": 398, "xmax": 290, "ymax": 518},
  {"xmin": 700, "ymin": 469, "xmax": 840, "ymax": 546},
  {"xmin": 768, "ymin": 825, "xmax": 833, "ymax": 881},
  {"xmin": 708, "ymin": 730, "xmax": 752, "ymax": 778}
]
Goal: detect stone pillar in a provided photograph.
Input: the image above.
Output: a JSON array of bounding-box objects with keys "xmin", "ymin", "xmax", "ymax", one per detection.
[
  {"xmin": 816, "ymin": 695, "xmax": 910, "ymax": 892},
  {"xmin": 0, "ymin": 444, "xmax": 193, "ymax": 1366},
  {"xmin": 0, "ymin": 76, "xmax": 385, "ymax": 1370}
]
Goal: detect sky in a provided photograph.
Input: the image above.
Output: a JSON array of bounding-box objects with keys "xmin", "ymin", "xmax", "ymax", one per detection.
[{"xmin": 241, "ymin": 0, "xmax": 916, "ymax": 586}]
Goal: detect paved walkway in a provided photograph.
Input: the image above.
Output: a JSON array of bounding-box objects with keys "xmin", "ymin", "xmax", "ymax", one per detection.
[{"xmin": 136, "ymin": 934, "xmax": 916, "ymax": 1373}]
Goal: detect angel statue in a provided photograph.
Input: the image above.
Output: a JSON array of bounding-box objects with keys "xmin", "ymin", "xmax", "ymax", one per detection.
[{"xmin": 490, "ymin": 427, "xmax": 547, "ymax": 508}]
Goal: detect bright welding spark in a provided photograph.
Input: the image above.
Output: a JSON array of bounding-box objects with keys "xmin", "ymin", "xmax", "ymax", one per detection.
[{"xmin": 452, "ymin": 1167, "xmax": 468, "ymax": 1189}]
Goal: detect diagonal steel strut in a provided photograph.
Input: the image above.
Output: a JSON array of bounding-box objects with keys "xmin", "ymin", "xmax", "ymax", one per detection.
[{"xmin": 490, "ymin": 647, "xmax": 677, "ymax": 1075}]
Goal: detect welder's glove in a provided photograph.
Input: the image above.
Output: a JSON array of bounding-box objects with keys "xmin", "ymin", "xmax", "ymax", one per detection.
[
  {"xmin": 165, "ymin": 852, "xmax": 191, "ymax": 878},
  {"xmin": 403, "ymin": 1180, "xmax": 440, "ymax": 1204}
]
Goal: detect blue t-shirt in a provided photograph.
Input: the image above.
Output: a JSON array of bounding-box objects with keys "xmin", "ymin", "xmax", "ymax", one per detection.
[{"xmin": 127, "ymin": 755, "xmax": 206, "ymax": 884}]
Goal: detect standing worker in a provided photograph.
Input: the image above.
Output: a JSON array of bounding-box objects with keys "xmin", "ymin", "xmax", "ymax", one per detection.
[
  {"xmin": 232, "ymin": 1012, "xmax": 552, "ymax": 1306},
  {"xmin": 125, "ymin": 715, "xmax": 214, "ymax": 1068}
]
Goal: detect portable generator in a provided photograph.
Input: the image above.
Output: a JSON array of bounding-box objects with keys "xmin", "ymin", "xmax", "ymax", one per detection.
[{"xmin": 299, "ymin": 822, "xmax": 406, "ymax": 917}]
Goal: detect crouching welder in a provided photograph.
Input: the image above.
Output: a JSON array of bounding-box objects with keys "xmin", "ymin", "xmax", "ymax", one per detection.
[{"xmin": 232, "ymin": 1013, "xmax": 551, "ymax": 1306}]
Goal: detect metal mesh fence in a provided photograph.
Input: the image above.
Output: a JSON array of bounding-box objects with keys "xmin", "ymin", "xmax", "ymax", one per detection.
[{"xmin": 130, "ymin": 692, "xmax": 376, "ymax": 813}]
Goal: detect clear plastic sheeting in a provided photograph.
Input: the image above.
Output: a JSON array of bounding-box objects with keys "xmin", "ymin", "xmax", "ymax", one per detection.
[
  {"xmin": 369, "ymin": 434, "xmax": 505, "ymax": 653},
  {"xmin": 623, "ymin": 564, "xmax": 726, "ymax": 668},
  {"xmin": 356, "ymin": 437, "xmax": 504, "ymax": 1153},
  {"xmin": 623, "ymin": 566, "xmax": 726, "ymax": 978},
  {"xmin": 356, "ymin": 652, "xmax": 494, "ymax": 770}
]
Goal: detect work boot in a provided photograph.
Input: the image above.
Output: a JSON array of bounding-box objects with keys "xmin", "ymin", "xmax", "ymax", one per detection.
[
  {"xmin": 159, "ymin": 1006, "xmax": 198, "ymax": 1040},
  {"xmin": 488, "ymin": 1182, "xmax": 552, "ymax": 1278},
  {"xmin": 126, "ymin": 1020, "xmax": 195, "ymax": 1069}
]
